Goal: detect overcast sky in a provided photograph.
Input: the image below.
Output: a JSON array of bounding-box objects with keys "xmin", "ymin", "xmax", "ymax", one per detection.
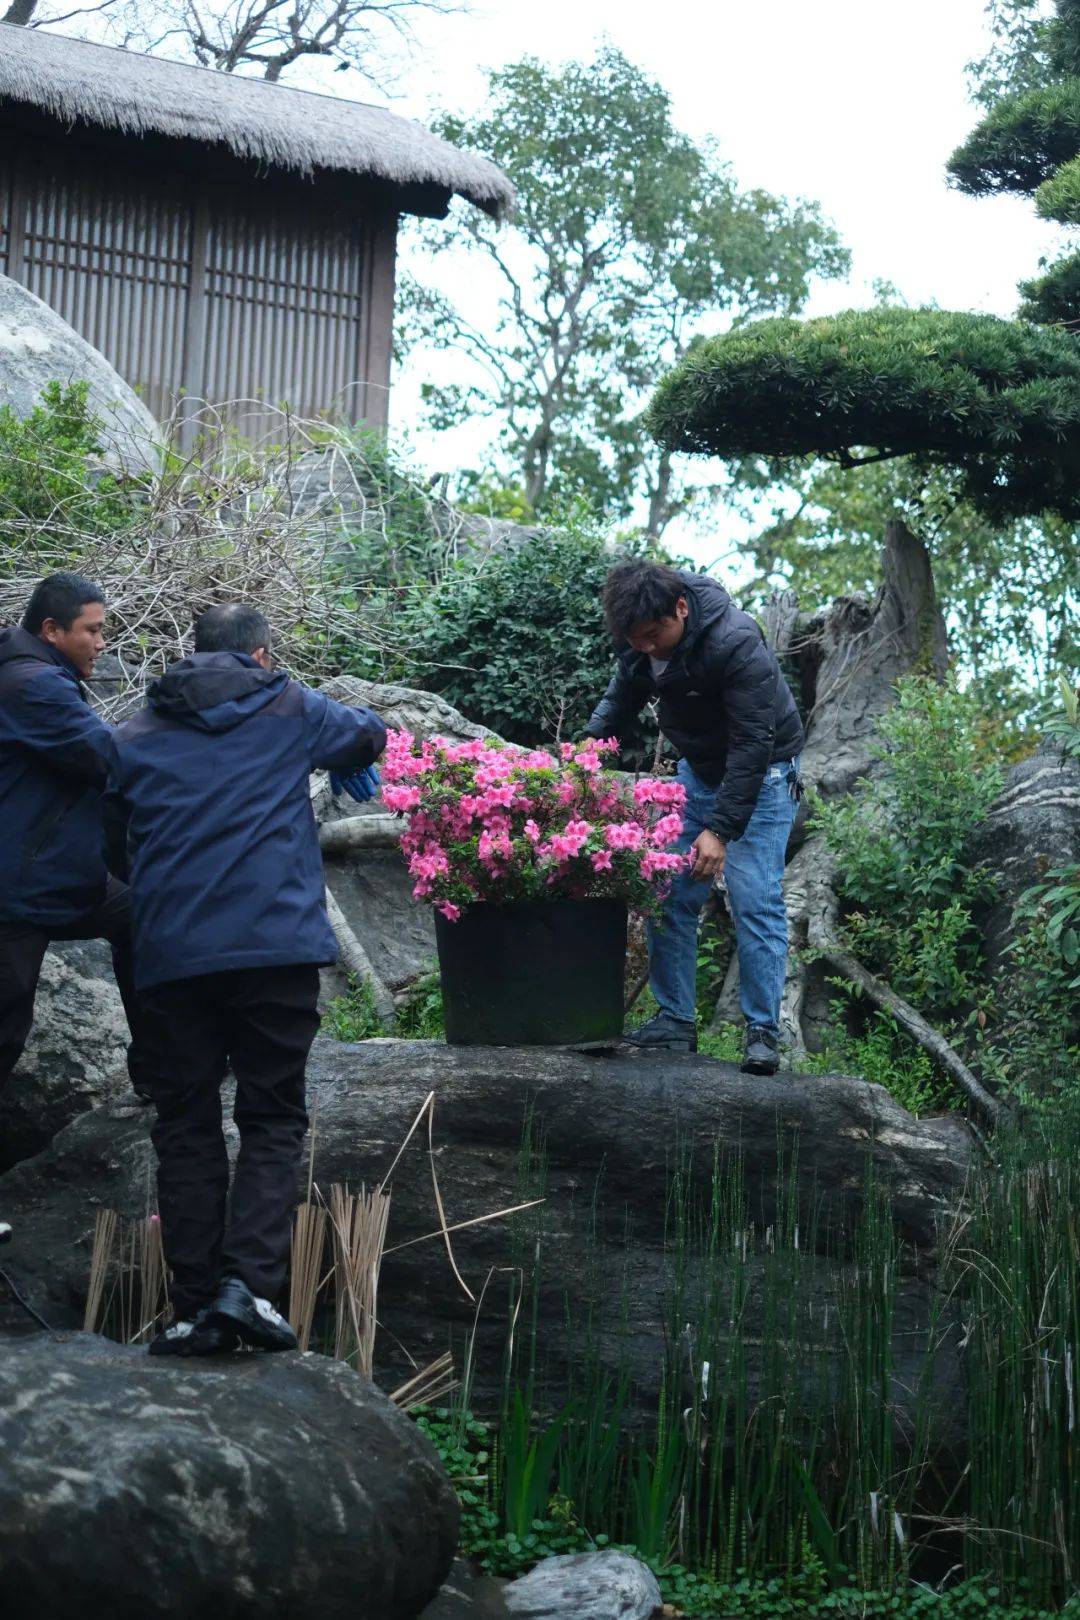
[
  {"xmin": 388, "ymin": 0, "xmax": 1057, "ymax": 315},
  {"xmin": 65, "ymin": 0, "xmax": 1065, "ymax": 555}
]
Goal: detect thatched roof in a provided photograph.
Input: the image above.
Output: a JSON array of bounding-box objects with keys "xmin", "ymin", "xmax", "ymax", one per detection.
[{"xmin": 0, "ymin": 24, "xmax": 514, "ymax": 218}]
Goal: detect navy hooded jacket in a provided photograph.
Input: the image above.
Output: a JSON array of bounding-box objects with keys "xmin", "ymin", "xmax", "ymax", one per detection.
[
  {"xmin": 105, "ymin": 653, "xmax": 387, "ymax": 991},
  {"xmin": 0, "ymin": 625, "xmax": 113, "ymax": 925}
]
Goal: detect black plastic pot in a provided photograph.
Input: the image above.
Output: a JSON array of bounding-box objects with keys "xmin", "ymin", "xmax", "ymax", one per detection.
[{"xmin": 434, "ymin": 898, "xmax": 628, "ymax": 1047}]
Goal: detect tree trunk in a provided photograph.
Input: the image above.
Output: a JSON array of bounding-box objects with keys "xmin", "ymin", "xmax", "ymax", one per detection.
[
  {"xmin": 1, "ymin": 0, "xmax": 39, "ymax": 23},
  {"xmin": 713, "ymin": 521, "xmax": 950, "ymax": 1055},
  {"xmin": 319, "ymin": 814, "xmax": 402, "ymax": 854}
]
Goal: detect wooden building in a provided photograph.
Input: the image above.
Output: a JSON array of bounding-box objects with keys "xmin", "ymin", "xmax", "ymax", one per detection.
[{"xmin": 0, "ymin": 24, "xmax": 512, "ymax": 433}]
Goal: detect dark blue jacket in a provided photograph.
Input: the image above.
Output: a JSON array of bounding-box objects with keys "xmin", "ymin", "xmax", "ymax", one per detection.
[
  {"xmin": 106, "ymin": 653, "xmax": 387, "ymax": 990},
  {"xmin": 0, "ymin": 625, "xmax": 113, "ymax": 925}
]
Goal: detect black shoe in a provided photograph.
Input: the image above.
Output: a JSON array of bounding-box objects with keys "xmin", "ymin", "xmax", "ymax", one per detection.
[
  {"xmin": 0, "ymin": 1221, "xmax": 11, "ymax": 1247},
  {"xmin": 742, "ymin": 1027, "xmax": 780, "ymax": 1075},
  {"xmin": 149, "ymin": 1306, "xmax": 239, "ymax": 1357},
  {"xmin": 206, "ymin": 1276, "xmax": 298, "ymax": 1352},
  {"xmin": 626, "ymin": 1012, "xmax": 698, "ymax": 1053}
]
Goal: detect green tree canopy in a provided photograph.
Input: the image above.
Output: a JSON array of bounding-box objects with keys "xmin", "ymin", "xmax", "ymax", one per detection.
[
  {"xmin": 400, "ymin": 46, "xmax": 847, "ymax": 533},
  {"xmin": 966, "ymin": 0, "xmax": 1080, "ymax": 110},
  {"xmin": 948, "ymin": 79, "xmax": 1080, "ymax": 198},
  {"xmin": 951, "ymin": 1, "xmax": 1080, "ymax": 322},
  {"xmin": 646, "ymin": 306, "xmax": 1080, "ymax": 521}
]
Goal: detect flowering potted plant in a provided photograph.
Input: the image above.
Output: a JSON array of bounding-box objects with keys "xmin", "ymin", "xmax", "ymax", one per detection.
[{"xmin": 381, "ymin": 730, "xmax": 687, "ymax": 1046}]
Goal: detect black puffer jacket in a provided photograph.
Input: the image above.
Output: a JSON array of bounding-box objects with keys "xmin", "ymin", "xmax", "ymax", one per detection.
[{"xmin": 584, "ymin": 572, "xmax": 804, "ymax": 842}]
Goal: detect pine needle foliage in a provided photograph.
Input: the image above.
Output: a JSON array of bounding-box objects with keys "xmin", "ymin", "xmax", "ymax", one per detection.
[
  {"xmin": 646, "ymin": 307, "xmax": 1080, "ymax": 522},
  {"xmin": 949, "ymin": 2, "xmax": 1080, "ymax": 322}
]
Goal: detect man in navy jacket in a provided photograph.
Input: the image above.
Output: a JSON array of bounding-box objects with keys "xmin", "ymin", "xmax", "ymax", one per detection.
[
  {"xmin": 0, "ymin": 573, "xmax": 150, "ymax": 1108},
  {"xmin": 106, "ymin": 603, "xmax": 387, "ymax": 1357}
]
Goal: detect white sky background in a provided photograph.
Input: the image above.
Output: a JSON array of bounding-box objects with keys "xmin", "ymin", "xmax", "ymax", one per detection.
[
  {"xmin": 54, "ymin": 0, "xmax": 1067, "ymax": 564},
  {"xmin": 360, "ymin": 0, "xmax": 1064, "ymax": 565}
]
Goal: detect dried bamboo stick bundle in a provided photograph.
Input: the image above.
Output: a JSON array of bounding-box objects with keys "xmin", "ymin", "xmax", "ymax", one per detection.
[
  {"xmin": 389, "ymin": 1353, "xmax": 457, "ymax": 1412},
  {"xmin": 330, "ymin": 1183, "xmax": 391, "ymax": 1378},
  {"xmin": 133, "ymin": 1217, "xmax": 168, "ymax": 1344},
  {"xmin": 289, "ymin": 1200, "xmax": 328, "ymax": 1352},
  {"xmin": 84, "ymin": 1209, "xmax": 118, "ymax": 1333}
]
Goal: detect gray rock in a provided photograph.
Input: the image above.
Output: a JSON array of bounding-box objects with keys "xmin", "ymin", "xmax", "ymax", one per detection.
[
  {"xmin": 504, "ymin": 1552, "xmax": 661, "ymax": 1619},
  {"xmin": 323, "ymin": 846, "xmax": 435, "ymax": 993},
  {"xmin": 0, "ymin": 274, "xmax": 159, "ymax": 472},
  {"xmin": 421, "ymin": 1560, "xmax": 510, "ymax": 1619},
  {"xmin": 286, "ymin": 445, "xmax": 537, "ymax": 563},
  {"xmin": 321, "ymin": 674, "xmax": 499, "ymax": 745},
  {"xmin": 1, "ymin": 942, "xmax": 131, "ymax": 1173},
  {"xmin": 0, "ymin": 1331, "xmax": 458, "ymax": 1620},
  {"xmin": 967, "ymin": 741, "xmax": 1080, "ymax": 975},
  {"xmin": 0, "ymin": 1040, "xmax": 971, "ymax": 1456}
]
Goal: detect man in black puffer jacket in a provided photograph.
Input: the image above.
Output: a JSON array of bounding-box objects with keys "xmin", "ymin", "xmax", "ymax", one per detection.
[{"xmin": 584, "ymin": 560, "xmax": 804, "ymax": 1072}]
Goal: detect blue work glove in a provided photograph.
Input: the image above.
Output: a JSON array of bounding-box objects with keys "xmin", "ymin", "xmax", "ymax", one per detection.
[{"xmin": 330, "ymin": 764, "xmax": 381, "ymax": 803}]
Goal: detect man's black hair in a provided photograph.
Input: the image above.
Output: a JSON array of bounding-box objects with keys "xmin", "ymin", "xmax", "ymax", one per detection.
[
  {"xmin": 22, "ymin": 572, "xmax": 105, "ymax": 635},
  {"xmin": 602, "ymin": 559, "xmax": 687, "ymax": 640},
  {"xmin": 193, "ymin": 604, "xmax": 272, "ymax": 656}
]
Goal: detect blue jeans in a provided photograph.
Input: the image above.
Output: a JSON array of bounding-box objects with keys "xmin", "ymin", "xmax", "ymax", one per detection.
[{"xmin": 648, "ymin": 757, "xmax": 799, "ymax": 1035}]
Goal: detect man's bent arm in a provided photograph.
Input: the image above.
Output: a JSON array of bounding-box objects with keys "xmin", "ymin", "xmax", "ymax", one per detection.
[
  {"xmin": 582, "ymin": 668, "xmax": 645, "ymax": 745},
  {"xmin": 301, "ymin": 687, "xmax": 388, "ymax": 773},
  {"xmin": 705, "ymin": 631, "xmax": 778, "ymax": 843}
]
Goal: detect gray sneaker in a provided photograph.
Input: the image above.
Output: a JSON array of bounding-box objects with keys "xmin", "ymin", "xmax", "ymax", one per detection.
[
  {"xmin": 742, "ymin": 1027, "xmax": 780, "ymax": 1075},
  {"xmin": 626, "ymin": 1012, "xmax": 698, "ymax": 1053}
]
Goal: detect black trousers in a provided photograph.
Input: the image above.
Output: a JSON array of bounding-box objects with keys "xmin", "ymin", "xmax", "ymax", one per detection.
[
  {"xmin": 0, "ymin": 876, "xmax": 151, "ymax": 1095},
  {"xmin": 139, "ymin": 964, "xmax": 321, "ymax": 1321}
]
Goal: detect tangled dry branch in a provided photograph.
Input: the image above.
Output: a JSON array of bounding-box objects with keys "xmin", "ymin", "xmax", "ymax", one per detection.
[{"xmin": 0, "ymin": 398, "xmax": 485, "ymax": 717}]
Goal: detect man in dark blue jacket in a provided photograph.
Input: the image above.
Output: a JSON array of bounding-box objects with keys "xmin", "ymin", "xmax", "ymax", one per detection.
[
  {"xmin": 0, "ymin": 572, "xmax": 150, "ymax": 1106},
  {"xmin": 106, "ymin": 603, "xmax": 387, "ymax": 1357},
  {"xmin": 584, "ymin": 560, "xmax": 804, "ymax": 1073}
]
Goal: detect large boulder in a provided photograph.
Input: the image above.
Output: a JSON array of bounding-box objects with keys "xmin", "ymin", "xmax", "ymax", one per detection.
[
  {"xmin": 1, "ymin": 939, "xmax": 132, "ymax": 1174},
  {"xmin": 0, "ymin": 1041, "xmax": 971, "ymax": 1448},
  {"xmin": 0, "ymin": 1331, "xmax": 458, "ymax": 1620},
  {"xmin": 321, "ymin": 675, "xmax": 498, "ymax": 745},
  {"xmin": 967, "ymin": 741, "xmax": 1080, "ymax": 976},
  {"xmin": 0, "ymin": 274, "xmax": 159, "ymax": 472},
  {"xmin": 323, "ymin": 846, "xmax": 435, "ymax": 993}
]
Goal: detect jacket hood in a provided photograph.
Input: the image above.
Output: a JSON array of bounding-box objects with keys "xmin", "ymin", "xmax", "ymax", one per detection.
[
  {"xmin": 149, "ymin": 652, "xmax": 287, "ymax": 733},
  {"xmin": 677, "ymin": 571, "xmax": 731, "ymax": 653},
  {"xmin": 0, "ymin": 624, "xmax": 83, "ymax": 681}
]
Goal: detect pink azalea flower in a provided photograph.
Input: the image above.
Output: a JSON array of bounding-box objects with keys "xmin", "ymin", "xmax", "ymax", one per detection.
[
  {"xmin": 591, "ymin": 849, "xmax": 613, "ymax": 872},
  {"xmin": 650, "ymin": 812, "xmax": 684, "ymax": 848},
  {"xmin": 605, "ymin": 822, "xmax": 644, "ymax": 851},
  {"xmin": 435, "ymin": 901, "xmax": 461, "ymax": 922},
  {"xmin": 382, "ymin": 784, "xmax": 421, "ymax": 814}
]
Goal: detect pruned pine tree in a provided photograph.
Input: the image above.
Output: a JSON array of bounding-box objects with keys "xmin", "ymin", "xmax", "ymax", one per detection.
[{"xmin": 950, "ymin": 0, "xmax": 1080, "ymax": 322}]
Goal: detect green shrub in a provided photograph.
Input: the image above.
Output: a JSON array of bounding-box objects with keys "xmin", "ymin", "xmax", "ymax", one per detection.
[
  {"xmin": 320, "ymin": 978, "xmax": 382, "ymax": 1042},
  {"xmin": 812, "ymin": 676, "xmax": 1002, "ymax": 1046},
  {"xmin": 401, "ymin": 516, "xmax": 634, "ymax": 746},
  {"xmin": 395, "ymin": 968, "xmax": 445, "ymax": 1039},
  {"xmin": 0, "ymin": 380, "xmax": 143, "ymax": 553},
  {"xmin": 990, "ymin": 678, "xmax": 1080, "ymax": 1098}
]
